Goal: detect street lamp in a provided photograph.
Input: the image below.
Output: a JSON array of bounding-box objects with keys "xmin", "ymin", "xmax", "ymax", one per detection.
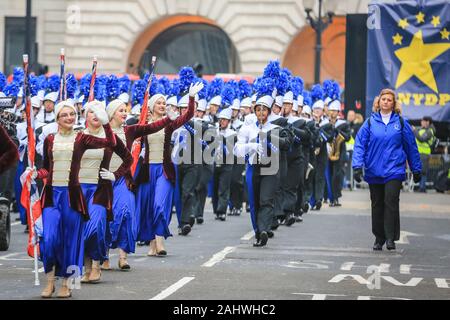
[{"xmin": 303, "ymin": 0, "xmax": 338, "ymax": 84}]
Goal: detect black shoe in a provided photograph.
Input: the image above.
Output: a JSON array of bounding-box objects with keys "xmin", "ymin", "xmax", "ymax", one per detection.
[
  {"xmin": 334, "ymin": 200, "xmax": 342, "ymax": 207},
  {"xmin": 137, "ymin": 241, "xmax": 150, "ymax": 246},
  {"xmin": 373, "ymin": 241, "xmax": 383, "ymax": 251},
  {"xmin": 315, "ymin": 201, "xmax": 322, "ymax": 211},
  {"xmin": 302, "ymin": 203, "xmax": 309, "ymax": 214},
  {"xmin": 24, "ymin": 225, "xmax": 29, "ymax": 233},
  {"xmin": 253, "ymin": 231, "xmax": 268, "ymax": 247},
  {"xmin": 386, "ymin": 239, "xmax": 396, "ymax": 251},
  {"xmin": 228, "ymin": 209, "xmax": 235, "ymax": 216},
  {"xmin": 295, "ymin": 216, "xmax": 303, "ymax": 223},
  {"xmin": 285, "ymin": 214, "xmax": 295, "ymax": 227},
  {"xmin": 219, "ymin": 214, "xmax": 226, "ymax": 221},
  {"xmin": 246, "ymin": 206, "xmax": 250, "ymax": 213},
  {"xmin": 329, "ymin": 201, "xmax": 335, "ymax": 207},
  {"xmin": 235, "ymin": 208, "xmax": 242, "ymax": 216},
  {"xmin": 180, "ymin": 224, "xmax": 191, "ymax": 236},
  {"xmin": 267, "ymin": 230, "xmax": 274, "ymax": 238},
  {"xmin": 196, "ymin": 217, "xmax": 204, "ymax": 225},
  {"xmin": 189, "ymin": 216, "xmax": 195, "ymax": 227}
]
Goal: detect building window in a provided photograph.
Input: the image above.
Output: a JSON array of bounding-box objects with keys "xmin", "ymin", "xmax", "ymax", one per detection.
[
  {"xmin": 4, "ymin": 17, "xmax": 37, "ymax": 74},
  {"xmin": 139, "ymin": 23, "xmax": 240, "ymax": 75}
]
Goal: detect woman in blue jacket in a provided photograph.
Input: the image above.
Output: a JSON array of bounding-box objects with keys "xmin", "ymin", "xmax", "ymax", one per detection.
[{"xmin": 352, "ymin": 89, "xmax": 421, "ymax": 251}]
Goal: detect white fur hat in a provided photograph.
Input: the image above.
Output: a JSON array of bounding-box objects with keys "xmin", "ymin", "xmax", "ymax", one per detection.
[
  {"xmin": 83, "ymin": 100, "xmax": 105, "ymax": 118},
  {"xmin": 118, "ymin": 92, "xmax": 129, "ymax": 104},
  {"xmin": 107, "ymin": 99, "xmax": 126, "ymax": 120},
  {"xmin": 55, "ymin": 100, "xmax": 77, "ymax": 119},
  {"xmin": 148, "ymin": 94, "xmax": 165, "ymax": 113}
]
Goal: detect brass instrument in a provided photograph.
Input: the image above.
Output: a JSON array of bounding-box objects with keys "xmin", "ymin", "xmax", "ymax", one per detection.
[{"xmin": 328, "ymin": 132, "xmax": 345, "ymax": 162}]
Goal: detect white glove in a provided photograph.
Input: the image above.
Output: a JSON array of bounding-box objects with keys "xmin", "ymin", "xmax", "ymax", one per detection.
[
  {"xmin": 91, "ymin": 104, "xmax": 109, "ymax": 125},
  {"xmin": 248, "ymin": 143, "xmax": 264, "ymax": 156},
  {"xmin": 314, "ymin": 147, "xmax": 320, "ymax": 156},
  {"xmin": 26, "ymin": 166, "xmax": 37, "ymax": 180},
  {"xmin": 166, "ymin": 106, "xmax": 179, "ymax": 121},
  {"xmin": 100, "ymin": 168, "xmax": 115, "ymax": 182},
  {"xmin": 189, "ymin": 82, "xmax": 204, "ymax": 97}
]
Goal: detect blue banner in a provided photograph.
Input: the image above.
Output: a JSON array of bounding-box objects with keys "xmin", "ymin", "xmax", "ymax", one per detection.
[{"xmin": 366, "ymin": 0, "xmax": 450, "ymax": 123}]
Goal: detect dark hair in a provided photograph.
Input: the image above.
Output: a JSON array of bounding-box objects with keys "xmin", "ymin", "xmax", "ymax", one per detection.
[{"xmin": 422, "ymin": 116, "xmax": 432, "ymax": 123}]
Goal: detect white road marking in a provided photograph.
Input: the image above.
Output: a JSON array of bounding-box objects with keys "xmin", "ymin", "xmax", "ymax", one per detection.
[
  {"xmin": 380, "ymin": 276, "xmax": 423, "ymax": 287},
  {"xmin": 202, "ymin": 246, "xmax": 235, "ymax": 268},
  {"xmin": 0, "ymin": 253, "xmax": 27, "ymax": 260},
  {"xmin": 11, "ymin": 222, "xmax": 21, "ymax": 226},
  {"xmin": 378, "ymin": 263, "xmax": 390, "ymax": 273},
  {"xmin": 150, "ymin": 277, "xmax": 195, "ymax": 300},
  {"xmin": 397, "ymin": 231, "xmax": 423, "ymax": 244},
  {"xmin": 434, "ymin": 278, "xmax": 449, "ymax": 289},
  {"xmin": 134, "ymin": 257, "xmax": 148, "ymax": 262},
  {"xmin": 328, "ymin": 274, "xmax": 370, "ymax": 285},
  {"xmin": 340, "ymin": 262, "xmax": 355, "ymax": 271},
  {"xmin": 32, "ymin": 267, "xmax": 45, "ymax": 273},
  {"xmin": 400, "ymin": 264, "xmax": 411, "ymax": 274},
  {"xmin": 240, "ymin": 231, "xmax": 254, "ymax": 241},
  {"xmin": 292, "ymin": 293, "xmax": 346, "ymax": 300}
]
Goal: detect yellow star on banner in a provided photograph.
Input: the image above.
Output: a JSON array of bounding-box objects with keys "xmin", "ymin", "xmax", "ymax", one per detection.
[
  {"xmin": 392, "ymin": 33, "xmax": 403, "ymax": 45},
  {"xmin": 431, "ymin": 16, "xmax": 440, "ymax": 28},
  {"xmin": 441, "ymin": 28, "xmax": 450, "ymax": 40},
  {"xmin": 394, "ymin": 30, "xmax": 450, "ymax": 93},
  {"xmin": 398, "ymin": 18, "xmax": 409, "ymax": 29},
  {"xmin": 416, "ymin": 12, "xmax": 425, "ymax": 24}
]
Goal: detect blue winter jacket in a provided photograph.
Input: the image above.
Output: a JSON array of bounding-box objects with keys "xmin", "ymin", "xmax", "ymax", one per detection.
[{"xmin": 352, "ymin": 112, "xmax": 422, "ymax": 184}]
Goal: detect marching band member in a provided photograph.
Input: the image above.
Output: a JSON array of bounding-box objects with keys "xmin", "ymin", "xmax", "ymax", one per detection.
[
  {"xmin": 327, "ymin": 98, "xmax": 351, "ymax": 207},
  {"xmin": 80, "ymin": 100, "xmax": 132, "ymax": 283},
  {"xmin": 234, "ymin": 77, "xmax": 292, "ymax": 247},
  {"xmin": 36, "ymin": 100, "xmax": 116, "ymax": 298}
]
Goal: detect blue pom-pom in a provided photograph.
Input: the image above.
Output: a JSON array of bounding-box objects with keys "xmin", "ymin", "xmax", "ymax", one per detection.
[
  {"xmin": 13, "ymin": 67, "xmax": 24, "ymax": 85},
  {"xmin": 158, "ymin": 77, "xmax": 171, "ymax": 93},
  {"xmin": 263, "ymin": 60, "xmax": 281, "ymax": 80},
  {"xmin": 221, "ymin": 83, "xmax": 236, "ymax": 106},
  {"xmin": 331, "ymin": 81, "xmax": 341, "ymax": 100},
  {"xmin": 197, "ymin": 78, "xmax": 209, "ymax": 100},
  {"xmin": 106, "ymin": 75, "xmax": 120, "ymax": 102},
  {"xmin": 119, "ymin": 75, "xmax": 131, "ymax": 94},
  {"xmin": 0, "ymin": 72, "xmax": 6, "ymax": 92},
  {"xmin": 66, "ymin": 73, "xmax": 77, "ymax": 99},
  {"xmin": 29, "ymin": 75, "xmax": 39, "ymax": 96},
  {"xmin": 238, "ymin": 79, "xmax": 252, "ymax": 99},
  {"xmin": 311, "ymin": 84, "xmax": 324, "ymax": 103},
  {"xmin": 169, "ymin": 79, "xmax": 181, "ymax": 97},
  {"xmin": 290, "ymin": 76, "xmax": 304, "ymax": 97},
  {"xmin": 252, "ymin": 77, "xmax": 262, "ymax": 94},
  {"xmin": 132, "ymin": 79, "xmax": 146, "ymax": 106},
  {"xmin": 257, "ymin": 77, "xmax": 276, "ymax": 98},
  {"xmin": 179, "ymin": 66, "xmax": 196, "ymax": 94},
  {"xmin": 277, "ymin": 68, "xmax": 291, "ymax": 96},
  {"xmin": 207, "ymin": 78, "xmax": 224, "ymax": 100},
  {"xmin": 3, "ymin": 82, "xmax": 20, "ymax": 97},
  {"xmin": 37, "ymin": 75, "xmax": 47, "ymax": 92},
  {"xmin": 94, "ymin": 75, "xmax": 108, "ymax": 102},
  {"xmin": 46, "ymin": 74, "xmax": 60, "ymax": 93},
  {"xmin": 79, "ymin": 74, "xmax": 92, "ymax": 101},
  {"xmin": 303, "ymin": 90, "xmax": 312, "ymax": 106},
  {"xmin": 226, "ymin": 80, "xmax": 240, "ymax": 100},
  {"xmin": 150, "ymin": 76, "xmax": 165, "ymax": 96}
]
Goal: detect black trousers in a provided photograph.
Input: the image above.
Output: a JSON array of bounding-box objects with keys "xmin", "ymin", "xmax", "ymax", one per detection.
[
  {"xmin": 178, "ymin": 164, "xmax": 200, "ymax": 225},
  {"xmin": 252, "ymin": 168, "xmax": 280, "ymax": 234},
  {"xmin": 230, "ymin": 164, "xmax": 245, "ymax": 210},
  {"xmin": 369, "ymin": 180, "xmax": 402, "ymax": 242},
  {"xmin": 212, "ymin": 164, "xmax": 233, "ymax": 215},
  {"xmin": 274, "ymin": 152, "xmax": 288, "ymax": 219},
  {"xmin": 313, "ymin": 146, "xmax": 327, "ymax": 201},
  {"xmin": 194, "ymin": 164, "xmax": 213, "ymax": 218},
  {"xmin": 283, "ymin": 155, "xmax": 302, "ymax": 215},
  {"xmin": 330, "ymin": 158, "xmax": 345, "ymax": 200}
]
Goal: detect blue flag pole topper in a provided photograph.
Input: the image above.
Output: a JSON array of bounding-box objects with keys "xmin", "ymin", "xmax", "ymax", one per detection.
[{"xmin": 366, "ymin": 0, "xmax": 450, "ymax": 122}]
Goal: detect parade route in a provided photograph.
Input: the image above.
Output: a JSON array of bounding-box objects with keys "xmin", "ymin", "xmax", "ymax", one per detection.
[{"xmin": 0, "ymin": 189, "xmax": 449, "ymax": 300}]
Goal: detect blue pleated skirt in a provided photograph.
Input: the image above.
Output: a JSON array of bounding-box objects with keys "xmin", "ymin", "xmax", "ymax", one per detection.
[
  {"xmin": 109, "ymin": 177, "xmax": 137, "ymax": 253},
  {"xmin": 81, "ymin": 183, "xmax": 109, "ymax": 262},
  {"xmin": 136, "ymin": 164, "xmax": 173, "ymax": 241},
  {"xmin": 40, "ymin": 186, "xmax": 85, "ymax": 278}
]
